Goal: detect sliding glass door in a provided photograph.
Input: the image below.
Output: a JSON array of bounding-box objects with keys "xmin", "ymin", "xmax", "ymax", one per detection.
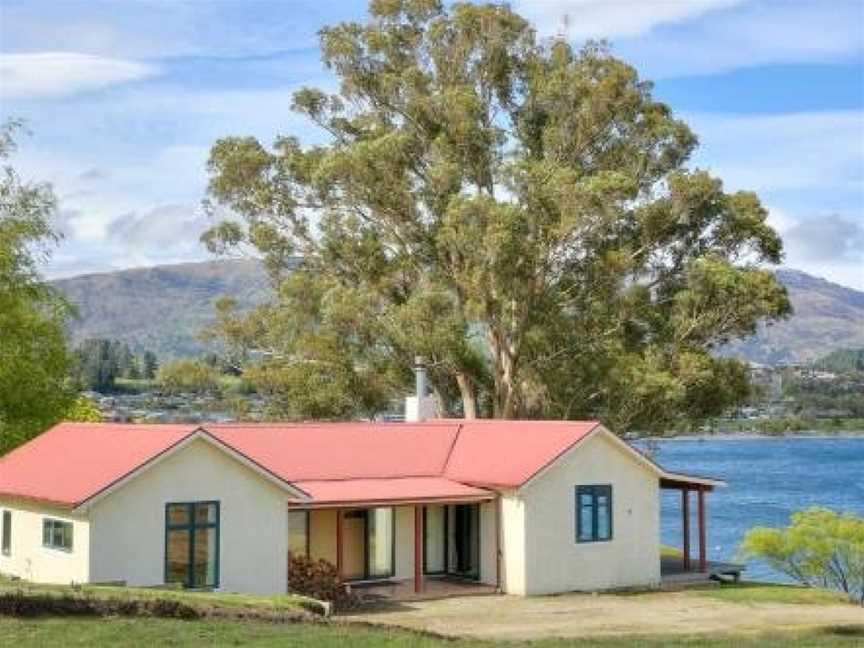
[
  {"xmin": 423, "ymin": 504, "xmax": 480, "ymax": 580},
  {"xmin": 341, "ymin": 507, "xmax": 394, "ymax": 581}
]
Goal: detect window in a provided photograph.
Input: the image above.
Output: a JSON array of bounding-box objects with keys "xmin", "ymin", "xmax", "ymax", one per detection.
[
  {"xmin": 2, "ymin": 510, "xmax": 10, "ymax": 556},
  {"xmin": 576, "ymin": 485, "xmax": 613, "ymax": 543},
  {"xmin": 42, "ymin": 518, "xmax": 73, "ymax": 551},
  {"xmin": 165, "ymin": 501, "xmax": 219, "ymax": 588},
  {"xmin": 288, "ymin": 510, "xmax": 309, "ymax": 557}
]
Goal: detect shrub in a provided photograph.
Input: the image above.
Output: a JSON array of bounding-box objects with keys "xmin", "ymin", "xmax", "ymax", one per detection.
[
  {"xmin": 287, "ymin": 555, "xmax": 359, "ymax": 610},
  {"xmin": 740, "ymin": 507, "xmax": 864, "ymax": 606},
  {"xmin": 0, "ymin": 590, "xmax": 202, "ymax": 619}
]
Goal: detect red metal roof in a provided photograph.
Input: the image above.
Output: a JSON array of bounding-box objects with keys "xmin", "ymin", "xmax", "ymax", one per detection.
[
  {"xmin": 289, "ymin": 477, "xmax": 494, "ymax": 507},
  {"xmin": 0, "ymin": 419, "xmax": 604, "ymax": 508},
  {"xmin": 0, "ymin": 423, "xmax": 195, "ymax": 507},
  {"xmin": 444, "ymin": 420, "xmax": 599, "ymax": 487},
  {"xmin": 207, "ymin": 423, "xmax": 461, "ymax": 481}
]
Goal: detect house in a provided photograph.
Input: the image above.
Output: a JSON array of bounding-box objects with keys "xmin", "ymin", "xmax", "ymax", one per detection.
[{"xmin": 0, "ymin": 414, "xmax": 722, "ymax": 596}]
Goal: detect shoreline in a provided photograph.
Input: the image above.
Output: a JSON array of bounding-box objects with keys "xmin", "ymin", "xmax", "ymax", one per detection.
[{"xmin": 639, "ymin": 431, "xmax": 864, "ymax": 441}]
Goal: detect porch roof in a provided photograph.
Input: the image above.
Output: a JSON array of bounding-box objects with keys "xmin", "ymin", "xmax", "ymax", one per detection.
[{"xmin": 286, "ymin": 477, "xmax": 495, "ymax": 508}]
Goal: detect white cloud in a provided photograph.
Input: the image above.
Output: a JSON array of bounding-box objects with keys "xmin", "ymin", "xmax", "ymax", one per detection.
[
  {"xmin": 765, "ymin": 207, "xmax": 863, "ymax": 290},
  {"xmin": 615, "ymin": 0, "xmax": 864, "ymax": 78},
  {"xmin": 515, "ymin": 0, "xmax": 741, "ymax": 40},
  {"xmin": 686, "ymin": 110, "xmax": 863, "ymax": 195},
  {"xmin": 0, "ymin": 52, "xmax": 156, "ymax": 100}
]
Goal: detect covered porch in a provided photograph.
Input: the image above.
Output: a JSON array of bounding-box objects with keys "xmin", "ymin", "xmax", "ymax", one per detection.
[
  {"xmin": 659, "ymin": 473, "xmax": 743, "ymax": 585},
  {"xmin": 287, "ymin": 478, "xmax": 500, "ymax": 599}
]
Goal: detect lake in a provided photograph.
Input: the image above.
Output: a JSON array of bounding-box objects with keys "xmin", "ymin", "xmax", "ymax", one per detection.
[{"xmin": 649, "ymin": 436, "xmax": 864, "ymax": 582}]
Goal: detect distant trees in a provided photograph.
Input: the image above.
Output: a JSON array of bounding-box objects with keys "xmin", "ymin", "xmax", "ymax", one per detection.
[
  {"xmin": 142, "ymin": 351, "xmax": 159, "ymax": 380},
  {"xmin": 156, "ymin": 359, "xmax": 221, "ymax": 395},
  {"xmin": 0, "ymin": 121, "xmax": 75, "ymax": 453},
  {"xmin": 741, "ymin": 508, "xmax": 864, "ymax": 606},
  {"xmin": 72, "ymin": 339, "xmax": 159, "ymax": 392}
]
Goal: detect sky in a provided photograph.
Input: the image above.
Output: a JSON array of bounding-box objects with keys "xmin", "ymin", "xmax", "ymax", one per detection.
[{"xmin": 0, "ymin": 0, "xmax": 862, "ymax": 289}]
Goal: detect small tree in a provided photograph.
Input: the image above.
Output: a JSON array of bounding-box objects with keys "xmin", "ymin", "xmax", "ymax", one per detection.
[
  {"xmin": 156, "ymin": 359, "xmax": 221, "ymax": 396},
  {"xmin": 740, "ymin": 508, "xmax": 864, "ymax": 605},
  {"xmin": 64, "ymin": 396, "xmax": 103, "ymax": 422}
]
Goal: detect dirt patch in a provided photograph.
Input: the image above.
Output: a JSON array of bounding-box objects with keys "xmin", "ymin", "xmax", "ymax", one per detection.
[{"xmin": 343, "ymin": 591, "xmax": 864, "ymax": 640}]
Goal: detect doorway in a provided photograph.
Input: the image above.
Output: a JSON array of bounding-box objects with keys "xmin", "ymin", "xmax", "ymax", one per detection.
[
  {"xmin": 423, "ymin": 504, "xmax": 480, "ymax": 580},
  {"xmin": 342, "ymin": 508, "xmax": 395, "ymax": 581}
]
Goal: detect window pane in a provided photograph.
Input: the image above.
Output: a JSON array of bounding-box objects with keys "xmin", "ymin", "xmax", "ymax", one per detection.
[
  {"xmin": 367, "ymin": 507, "xmax": 393, "ymax": 578},
  {"xmin": 43, "ymin": 520, "xmax": 51, "ymax": 546},
  {"xmin": 424, "ymin": 506, "xmax": 445, "ymax": 573},
  {"xmin": 166, "ymin": 529, "xmax": 190, "ymax": 585},
  {"xmin": 195, "ymin": 503, "xmax": 217, "ymax": 525},
  {"xmin": 578, "ymin": 504, "xmax": 594, "ymax": 541},
  {"xmin": 288, "ymin": 511, "xmax": 308, "ymax": 557},
  {"xmin": 192, "ymin": 526, "xmax": 218, "ymax": 587},
  {"xmin": 167, "ymin": 504, "xmax": 190, "ymax": 526},
  {"xmin": 596, "ymin": 503, "xmax": 610, "ymax": 540}
]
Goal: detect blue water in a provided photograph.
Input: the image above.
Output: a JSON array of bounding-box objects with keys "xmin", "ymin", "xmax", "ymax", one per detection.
[{"xmin": 648, "ymin": 437, "xmax": 864, "ymax": 581}]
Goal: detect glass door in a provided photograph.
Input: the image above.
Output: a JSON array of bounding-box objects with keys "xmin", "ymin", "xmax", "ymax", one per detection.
[
  {"xmin": 341, "ymin": 507, "xmax": 394, "ymax": 581},
  {"xmin": 447, "ymin": 504, "xmax": 480, "ymax": 579},
  {"xmin": 423, "ymin": 505, "xmax": 446, "ymax": 574}
]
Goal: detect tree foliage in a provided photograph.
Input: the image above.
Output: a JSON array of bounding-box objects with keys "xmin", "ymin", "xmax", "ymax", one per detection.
[
  {"xmin": 0, "ymin": 121, "xmax": 74, "ymax": 453},
  {"xmin": 203, "ymin": 1, "xmax": 789, "ymax": 428},
  {"xmin": 156, "ymin": 359, "xmax": 222, "ymax": 396},
  {"xmin": 741, "ymin": 508, "xmax": 864, "ymax": 605}
]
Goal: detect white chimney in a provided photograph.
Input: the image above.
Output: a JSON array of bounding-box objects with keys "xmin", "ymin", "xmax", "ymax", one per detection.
[{"xmin": 405, "ymin": 356, "xmax": 437, "ymax": 422}]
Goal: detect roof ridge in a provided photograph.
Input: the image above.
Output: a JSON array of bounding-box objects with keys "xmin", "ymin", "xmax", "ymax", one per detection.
[{"xmin": 441, "ymin": 421, "xmax": 464, "ymax": 477}]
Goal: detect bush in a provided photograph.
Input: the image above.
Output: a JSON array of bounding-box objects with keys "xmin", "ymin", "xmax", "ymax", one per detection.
[
  {"xmin": 0, "ymin": 590, "xmax": 202, "ymax": 619},
  {"xmin": 740, "ymin": 507, "xmax": 864, "ymax": 606},
  {"xmin": 287, "ymin": 555, "xmax": 359, "ymax": 610}
]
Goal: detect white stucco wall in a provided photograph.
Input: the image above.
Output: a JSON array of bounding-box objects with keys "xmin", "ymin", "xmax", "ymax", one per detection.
[
  {"xmin": 498, "ymin": 491, "xmax": 527, "ymax": 594},
  {"xmin": 88, "ymin": 438, "xmax": 290, "ymax": 594},
  {"xmin": 518, "ymin": 430, "xmax": 661, "ymax": 595},
  {"xmin": 0, "ymin": 499, "xmax": 90, "ymax": 585}
]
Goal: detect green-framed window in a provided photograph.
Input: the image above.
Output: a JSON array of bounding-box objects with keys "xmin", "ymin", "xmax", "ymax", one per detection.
[
  {"xmin": 576, "ymin": 485, "xmax": 613, "ymax": 543},
  {"xmin": 42, "ymin": 518, "xmax": 73, "ymax": 551},
  {"xmin": 2, "ymin": 510, "xmax": 11, "ymax": 556},
  {"xmin": 164, "ymin": 501, "xmax": 220, "ymax": 589}
]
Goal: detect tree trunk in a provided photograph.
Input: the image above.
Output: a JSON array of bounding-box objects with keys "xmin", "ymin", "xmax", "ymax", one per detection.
[{"xmin": 455, "ymin": 372, "xmax": 477, "ymax": 419}]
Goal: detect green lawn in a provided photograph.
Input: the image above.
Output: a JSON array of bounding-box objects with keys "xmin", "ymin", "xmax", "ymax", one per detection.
[
  {"xmin": 1, "ymin": 618, "xmax": 863, "ymax": 647},
  {"xmin": 692, "ymin": 582, "xmax": 852, "ymax": 606}
]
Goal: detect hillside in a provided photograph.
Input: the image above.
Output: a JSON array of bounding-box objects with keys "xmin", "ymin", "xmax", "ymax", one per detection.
[
  {"xmin": 54, "ymin": 262, "xmax": 864, "ymax": 364},
  {"xmin": 52, "ymin": 259, "xmax": 270, "ymax": 359},
  {"xmin": 720, "ymin": 269, "xmax": 864, "ymax": 365}
]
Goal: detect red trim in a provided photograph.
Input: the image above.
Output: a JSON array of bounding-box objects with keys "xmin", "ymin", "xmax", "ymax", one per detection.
[
  {"xmin": 682, "ymin": 489, "xmax": 691, "ymax": 572},
  {"xmin": 698, "ymin": 488, "xmax": 707, "ymax": 572},
  {"xmin": 336, "ymin": 508, "xmax": 344, "ymax": 582},
  {"xmin": 286, "ymin": 494, "xmax": 494, "ymax": 509},
  {"xmin": 414, "ymin": 505, "xmax": 423, "ymax": 593}
]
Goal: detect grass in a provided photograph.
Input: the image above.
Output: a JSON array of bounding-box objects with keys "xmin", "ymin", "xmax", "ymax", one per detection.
[
  {"xmin": 1, "ymin": 617, "xmax": 862, "ymax": 647},
  {"xmin": 660, "ymin": 544, "xmax": 683, "ymax": 558},
  {"xmin": 0, "ymin": 575, "xmax": 311, "ymax": 617},
  {"xmin": 692, "ymin": 581, "xmax": 852, "ymax": 606}
]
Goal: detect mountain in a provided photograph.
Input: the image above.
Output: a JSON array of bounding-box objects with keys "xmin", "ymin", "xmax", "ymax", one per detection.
[
  {"xmin": 720, "ymin": 269, "xmax": 864, "ymax": 365},
  {"xmin": 52, "ymin": 259, "xmax": 270, "ymax": 359},
  {"xmin": 53, "ymin": 261, "xmax": 864, "ymax": 365}
]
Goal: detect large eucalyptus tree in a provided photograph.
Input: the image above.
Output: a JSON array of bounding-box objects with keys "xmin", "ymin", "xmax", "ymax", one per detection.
[{"xmin": 203, "ymin": 0, "xmax": 789, "ymax": 430}]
